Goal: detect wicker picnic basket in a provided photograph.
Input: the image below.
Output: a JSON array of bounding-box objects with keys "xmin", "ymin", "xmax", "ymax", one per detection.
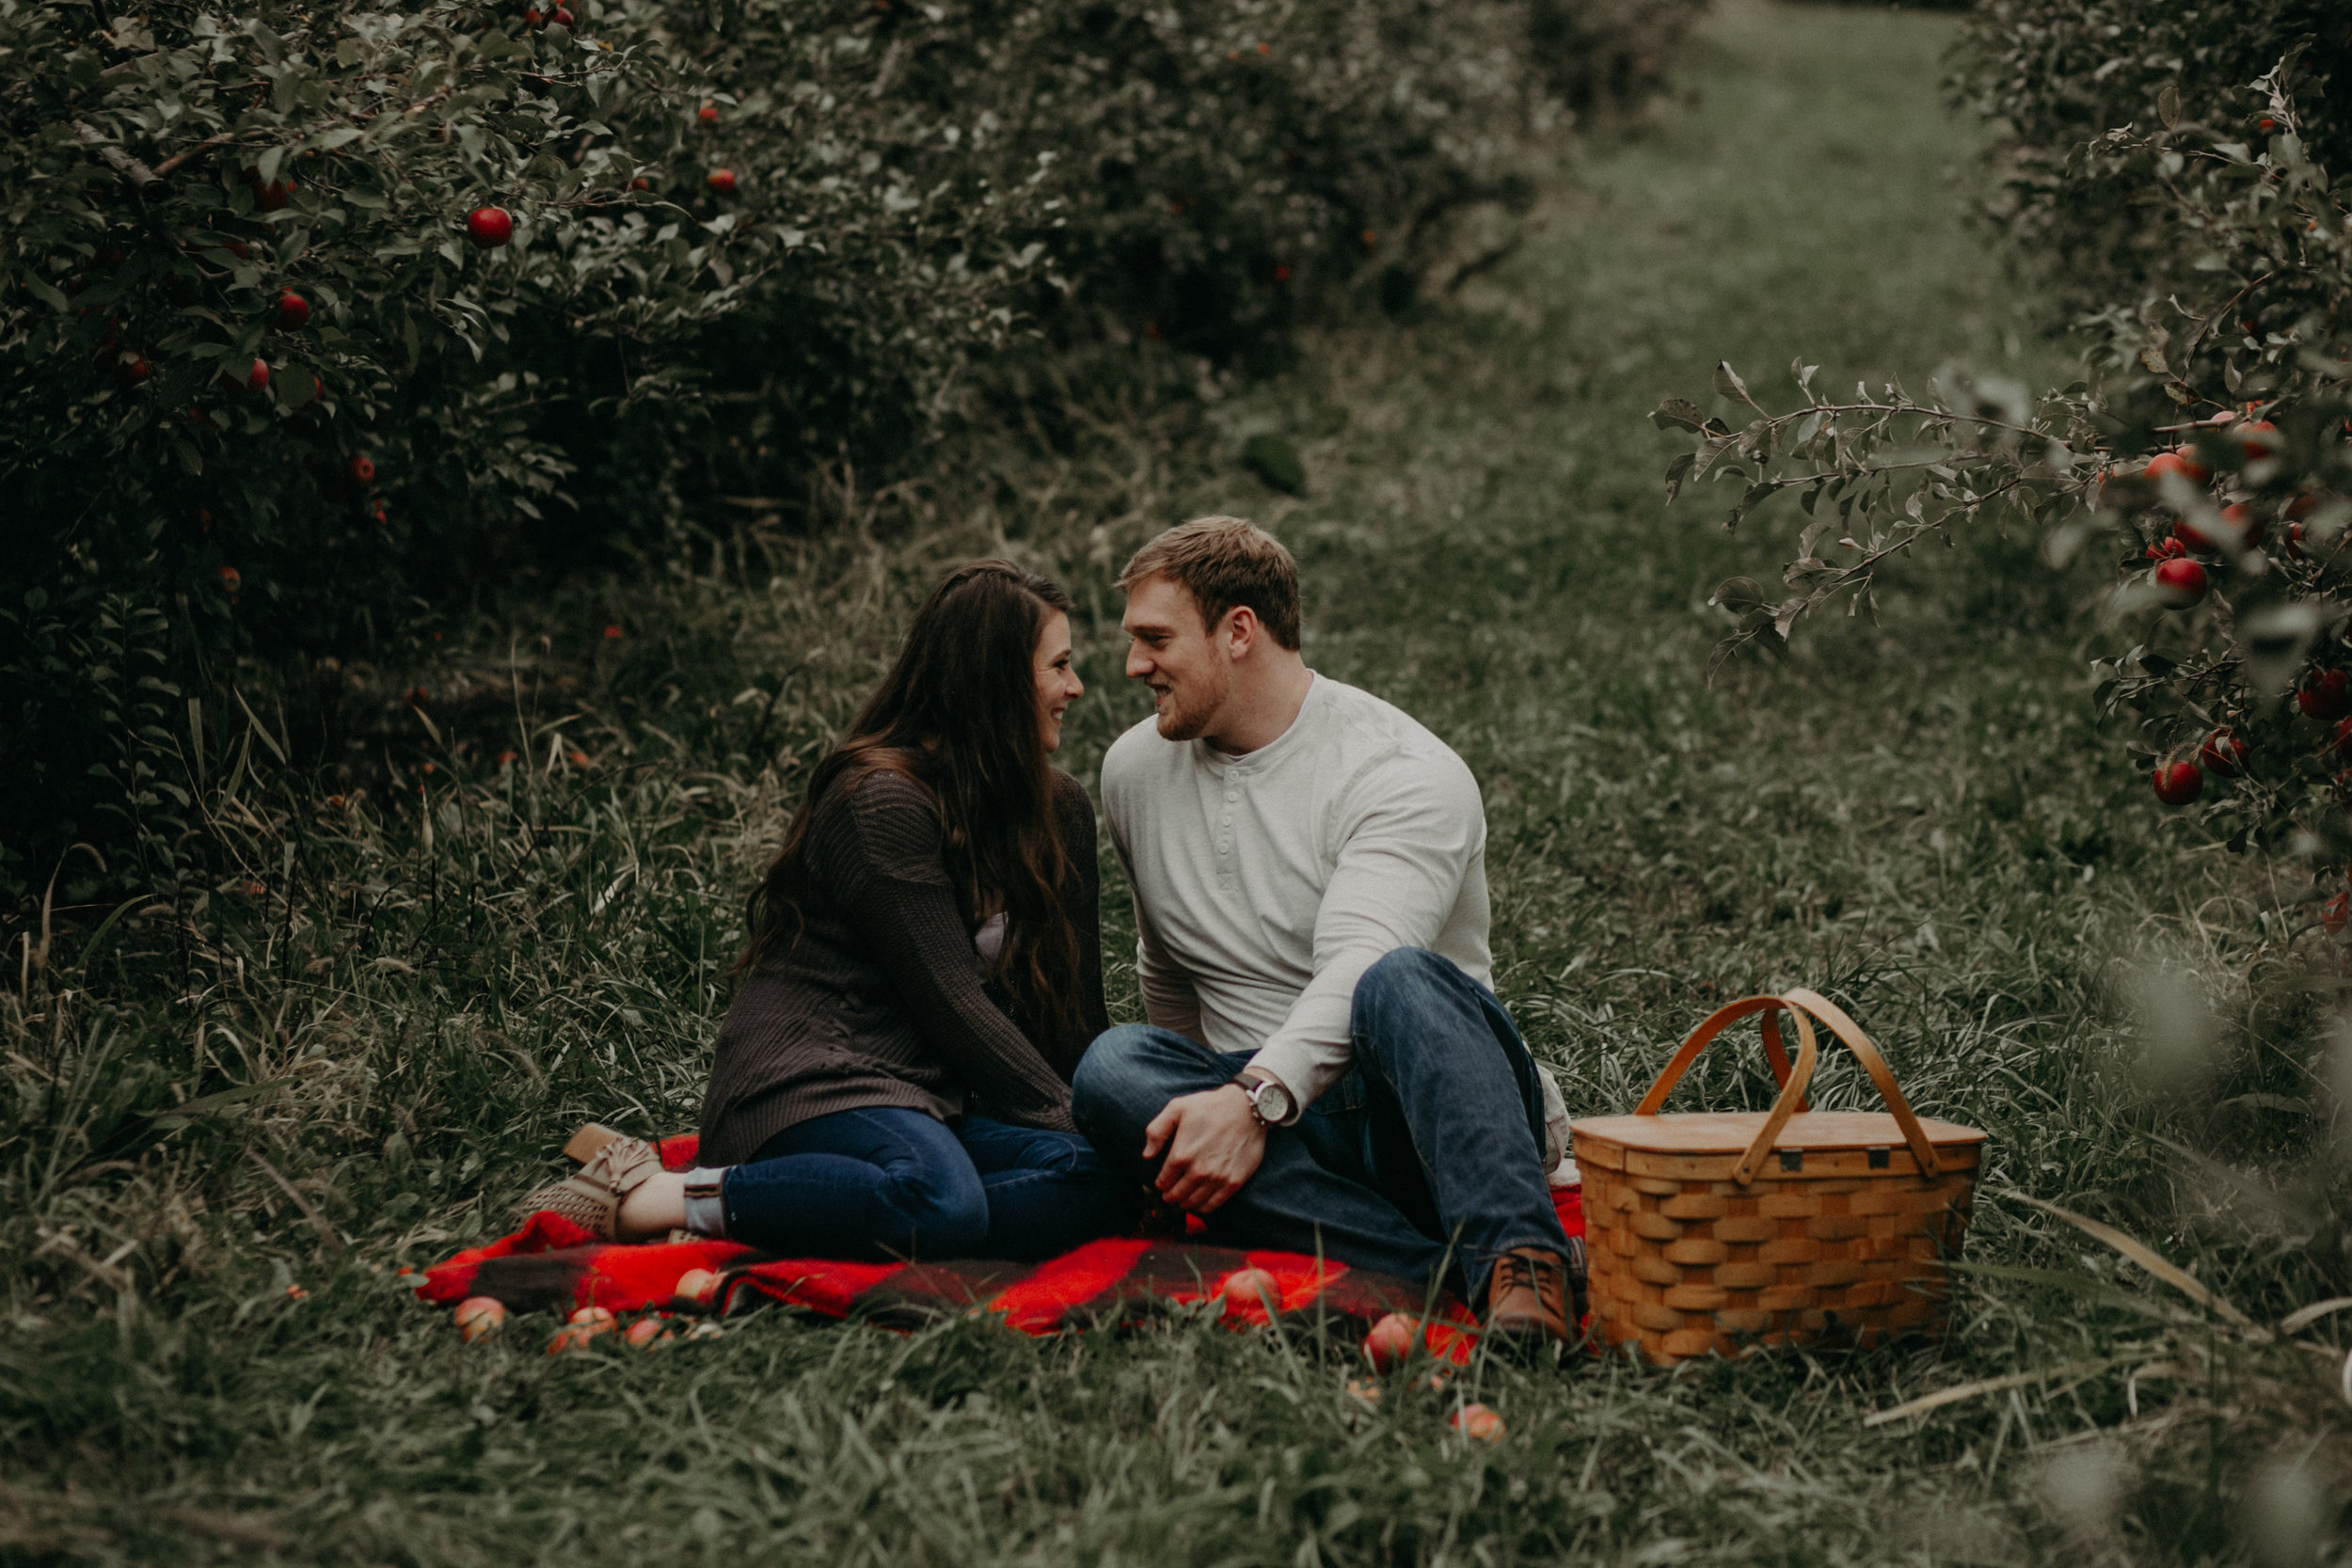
[{"xmin": 1571, "ymin": 989, "xmax": 1986, "ymax": 1365}]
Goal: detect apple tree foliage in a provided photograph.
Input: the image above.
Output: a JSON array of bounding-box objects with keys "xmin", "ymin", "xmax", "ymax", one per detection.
[
  {"xmin": 0, "ymin": 0, "xmax": 1053, "ymax": 892},
  {"xmin": 1658, "ymin": 25, "xmax": 2352, "ymax": 908},
  {"xmin": 1, "ymin": 0, "xmax": 1700, "ymax": 899}
]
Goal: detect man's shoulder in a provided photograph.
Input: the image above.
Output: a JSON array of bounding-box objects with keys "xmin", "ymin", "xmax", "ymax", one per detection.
[
  {"xmin": 1101, "ymin": 713, "xmax": 1177, "ymax": 796},
  {"xmin": 1312, "ymin": 680, "xmax": 1477, "ymax": 786}
]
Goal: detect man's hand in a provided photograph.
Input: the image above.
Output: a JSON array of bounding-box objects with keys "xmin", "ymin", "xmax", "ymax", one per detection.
[{"xmin": 1141, "ymin": 1085, "xmax": 1266, "ymax": 1214}]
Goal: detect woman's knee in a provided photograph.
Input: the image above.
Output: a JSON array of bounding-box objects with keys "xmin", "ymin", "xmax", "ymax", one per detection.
[{"xmin": 874, "ymin": 1151, "xmax": 989, "ymax": 1259}]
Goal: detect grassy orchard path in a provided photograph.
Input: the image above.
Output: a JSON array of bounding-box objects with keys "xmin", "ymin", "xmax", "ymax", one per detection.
[{"xmin": 8, "ymin": 3, "xmax": 2307, "ymax": 1563}]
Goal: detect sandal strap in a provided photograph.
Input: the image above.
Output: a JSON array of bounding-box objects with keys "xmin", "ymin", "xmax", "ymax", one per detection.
[{"xmin": 563, "ymin": 1123, "xmax": 625, "ymax": 1164}]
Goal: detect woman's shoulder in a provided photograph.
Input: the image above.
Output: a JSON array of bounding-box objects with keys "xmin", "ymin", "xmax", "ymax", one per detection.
[
  {"xmin": 809, "ymin": 764, "xmax": 946, "ymax": 864},
  {"xmin": 1048, "ymin": 766, "xmax": 1094, "ymax": 811},
  {"xmin": 1049, "ymin": 767, "xmax": 1098, "ymax": 829}
]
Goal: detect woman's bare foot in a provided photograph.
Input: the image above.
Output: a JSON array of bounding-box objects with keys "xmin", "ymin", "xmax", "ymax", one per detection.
[{"xmin": 616, "ymin": 1169, "xmax": 689, "ymax": 1241}]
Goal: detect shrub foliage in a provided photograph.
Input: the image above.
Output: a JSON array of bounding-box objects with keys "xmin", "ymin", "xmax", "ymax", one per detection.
[{"xmin": 0, "ymin": 0, "xmax": 1700, "ymax": 898}]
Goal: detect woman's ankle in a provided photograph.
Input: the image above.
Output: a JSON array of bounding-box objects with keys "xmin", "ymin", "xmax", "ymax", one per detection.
[{"xmin": 615, "ymin": 1170, "xmax": 690, "ymax": 1242}]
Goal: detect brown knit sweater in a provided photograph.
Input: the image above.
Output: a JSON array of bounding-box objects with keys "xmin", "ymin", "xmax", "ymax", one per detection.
[{"xmin": 696, "ymin": 767, "xmax": 1109, "ymax": 1166}]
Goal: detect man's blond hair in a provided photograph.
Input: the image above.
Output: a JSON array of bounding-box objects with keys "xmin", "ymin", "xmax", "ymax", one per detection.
[{"xmin": 1117, "ymin": 515, "xmax": 1302, "ymax": 650}]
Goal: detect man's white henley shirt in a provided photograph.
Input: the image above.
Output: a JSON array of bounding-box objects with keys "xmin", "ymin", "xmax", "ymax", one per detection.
[{"xmin": 1099, "ymin": 673, "xmax": 1492, "ymax": 1110}]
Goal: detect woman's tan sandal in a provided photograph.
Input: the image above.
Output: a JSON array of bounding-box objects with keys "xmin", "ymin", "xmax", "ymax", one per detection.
[
  {"xmin": 519, "ymin": 1127, "xmax": 662, "ymax": 1240},
  {"xmin": 563, "ymin": 1123, "xmax": 625, "ymax": 1164}
]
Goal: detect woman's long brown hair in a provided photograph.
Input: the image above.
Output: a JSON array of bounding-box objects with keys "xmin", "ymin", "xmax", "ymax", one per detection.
[{"xmin": 736, "ymin": 561, "xmax": 1082, "ymax": 1037}]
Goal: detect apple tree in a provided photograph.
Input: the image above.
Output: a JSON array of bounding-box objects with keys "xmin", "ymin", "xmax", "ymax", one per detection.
[
  {"xmin": 0, "ymin": 0, "xmax": 1046, "ymax": 893},
  {"xmin": 1658, "ymin": 55, "xmax": 2352, "ymax": 917}
]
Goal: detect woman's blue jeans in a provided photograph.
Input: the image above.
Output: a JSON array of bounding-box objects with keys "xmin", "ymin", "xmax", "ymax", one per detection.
[{"xmin": 715, "ymin": 1106, "xmax": 1133, "ymax": 1263}]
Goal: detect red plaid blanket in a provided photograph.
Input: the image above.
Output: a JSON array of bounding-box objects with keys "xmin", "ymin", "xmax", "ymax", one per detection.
[{"xmin": 415, "ymin": 1135, "xmax": 1584, "ymax": 1347}]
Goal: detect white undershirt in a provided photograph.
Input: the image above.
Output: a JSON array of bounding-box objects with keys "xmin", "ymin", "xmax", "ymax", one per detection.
[{"xmin": 974, "ymin": 911, "xmax": 1008, "ymax": 964}]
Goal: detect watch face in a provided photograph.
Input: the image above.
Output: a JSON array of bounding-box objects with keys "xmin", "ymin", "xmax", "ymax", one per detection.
[{"xmin": 1257, "ymin": 1082, "xmax": 1294, "ymax": 1123}]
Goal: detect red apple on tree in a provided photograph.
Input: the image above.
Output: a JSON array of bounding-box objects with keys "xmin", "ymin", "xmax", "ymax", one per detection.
[
  {"xmin": 2234, "ymin": 420, "xmax": 2281, "ymax": 458},
  {"xmin": 698, "ymin": 103, "xmax": 720, "ymax": 125},
  {"xmin": 252, "ymin": 177, "xmax": 294, "ymax": 212},
  {"xmin": 224, "ymin": 357, "xmax": 270, "ymax": 393},
  {"xmin": 706, "ymin": 168, "xmax": 736, "ymax": 194},
  {"xmin": 2199, "ymin": 730, "xmax": 2248, "ymax": 776},
  {"xmin": 466, "ymin": 206, "xmax": 515, "ymax": 248},
  {"xmin": 2301, "ymin": 669, "xmax": 2352, "ymax": 721},
  {"xmin": 275, "ymin": 291, "xmax": 310, "ymax": 329},
  {"xmin": 116, "ymin": 355, "xmax": 151, "ymax": 386},
  {"xmin": 2328, "ymin": 891, "xmax": 2349, "ymax": 937},
  {"xmin": 551, "ymin": 7, "xmax": 574, "ymax": 25},
  {"xmin": 2142, "ymin": 449, "xmax": 2212, "ymax": 485},
  {"xmin": 2151, "ymin": 759, "xmax": 2202, "ymax": 806},
  {"xmin": 2152, "ymin": 557, "xmax": 2207, "ymax": 608},
  {"xmin": 349, "ymin": 455, "xmax": 376, "ymax": 483}
]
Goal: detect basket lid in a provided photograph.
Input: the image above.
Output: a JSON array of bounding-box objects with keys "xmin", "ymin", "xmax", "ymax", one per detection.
[{"xmin": 1570, "ymin": 1109, "xmax": 1986, "ymax": 1155}]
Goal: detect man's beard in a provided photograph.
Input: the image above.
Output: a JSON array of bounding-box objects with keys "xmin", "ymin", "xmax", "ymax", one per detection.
[{"xmin": 1152, "ymin": 667, "xmax": 1228, "ymax": 741}]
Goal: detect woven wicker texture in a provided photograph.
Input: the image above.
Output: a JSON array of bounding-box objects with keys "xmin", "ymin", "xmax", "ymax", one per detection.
[{"xmin": 1572, "ymin": 989, "xmax": 1985, "ymax": 1365}]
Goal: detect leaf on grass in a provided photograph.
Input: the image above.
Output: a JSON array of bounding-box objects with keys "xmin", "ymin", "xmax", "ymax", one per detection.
[{"xmin": 2000, "ymin": 1188, "xmax": 2254, "ymax": 1327}]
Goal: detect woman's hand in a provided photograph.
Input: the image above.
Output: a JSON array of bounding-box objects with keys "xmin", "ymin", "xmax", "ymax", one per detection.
[{"xmin": 1141, "ymin": 1085, "xmax": 1266, "ymax": 1213}]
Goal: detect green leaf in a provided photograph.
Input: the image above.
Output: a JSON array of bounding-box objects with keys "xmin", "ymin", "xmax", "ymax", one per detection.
[
  {"xmin": 1651, "ymin": 397, "xmax": 1709, "ymax": 433},
  {"xmin": 1240, "ymin": 433, "xmax": 1305, "ymax": 494},
  {"xmin": 1713, "ymin": 360, "xmax": 1760, "ymax": 410}
]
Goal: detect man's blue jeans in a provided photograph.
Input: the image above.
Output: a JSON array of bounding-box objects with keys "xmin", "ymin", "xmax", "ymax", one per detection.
[
  {"xmin": 720, "ymin": 1106, "xmax": 1135, "ymax": 1263},
  {"xmin": 1071, "ymin": 947, "xmax": 1569, "ymax": 1303}
]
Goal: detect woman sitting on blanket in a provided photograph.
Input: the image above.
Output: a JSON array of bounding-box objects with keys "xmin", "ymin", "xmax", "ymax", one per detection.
[{"xmin": 524, "ymin": 561, "xmax": 1134, "ymax": 1261}]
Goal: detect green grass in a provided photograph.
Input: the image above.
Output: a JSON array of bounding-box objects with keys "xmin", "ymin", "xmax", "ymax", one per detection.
[{"xmin": 7, "ymin": 2, "xmax": 2350, "ymax": 1562}]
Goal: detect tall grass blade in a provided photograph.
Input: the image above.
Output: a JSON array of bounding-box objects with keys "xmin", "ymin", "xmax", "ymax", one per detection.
[
  {"xmin": 1863, "ymin": 1355, "xmax": 2137, "ymax": 1428},
  {"xmin": 1999, "ymin": 1189, "xmax": 2255, "ymax": 1328}
]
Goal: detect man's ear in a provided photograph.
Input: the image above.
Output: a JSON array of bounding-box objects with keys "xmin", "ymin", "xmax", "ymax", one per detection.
[{"xmin": 1223, "ymin": 605, "xmax": 1260, "ymax": 661}]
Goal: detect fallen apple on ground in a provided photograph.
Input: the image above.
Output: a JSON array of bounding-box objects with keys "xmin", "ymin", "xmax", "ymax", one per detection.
[{"xmin": 453, "ymin": 1296, "xmax": 506, "ymax": 1341}]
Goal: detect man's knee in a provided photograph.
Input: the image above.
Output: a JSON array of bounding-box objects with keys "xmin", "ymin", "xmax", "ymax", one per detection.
[
  {"xmin": 1353, "ymin": 946, "xmax": 1472, "ymax": 1026},
  {"xmin": 1072, "ymin": 1024, "xmax": 1180, "ymax": 1132}
]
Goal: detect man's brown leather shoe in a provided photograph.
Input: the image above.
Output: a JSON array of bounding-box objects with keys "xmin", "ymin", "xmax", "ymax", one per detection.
[{"xmin": 1484, "ymin": 1246, "xmax": 1572, "ymax": 1346}]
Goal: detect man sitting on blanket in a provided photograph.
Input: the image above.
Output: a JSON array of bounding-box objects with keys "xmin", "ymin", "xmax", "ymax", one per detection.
[{"xmin": 1072, "ymin": 515, "xmax": 1584, "ymax": 1350}]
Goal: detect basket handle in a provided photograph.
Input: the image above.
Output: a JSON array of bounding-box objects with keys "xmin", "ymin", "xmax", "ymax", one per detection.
[
  {"xmin": 1632, "ymin": 990, "xmax": 1942, "ymax": 1186},
  {"xmin": 1778, "ymin": 988, "xmax": 1942, "ymax": 1180}
]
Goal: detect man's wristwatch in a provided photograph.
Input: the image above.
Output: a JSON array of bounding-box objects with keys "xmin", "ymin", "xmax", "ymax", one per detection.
[{"xmin": 1232, "ymin": 1070, "xmax": 1295, "ymax": 1128}]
